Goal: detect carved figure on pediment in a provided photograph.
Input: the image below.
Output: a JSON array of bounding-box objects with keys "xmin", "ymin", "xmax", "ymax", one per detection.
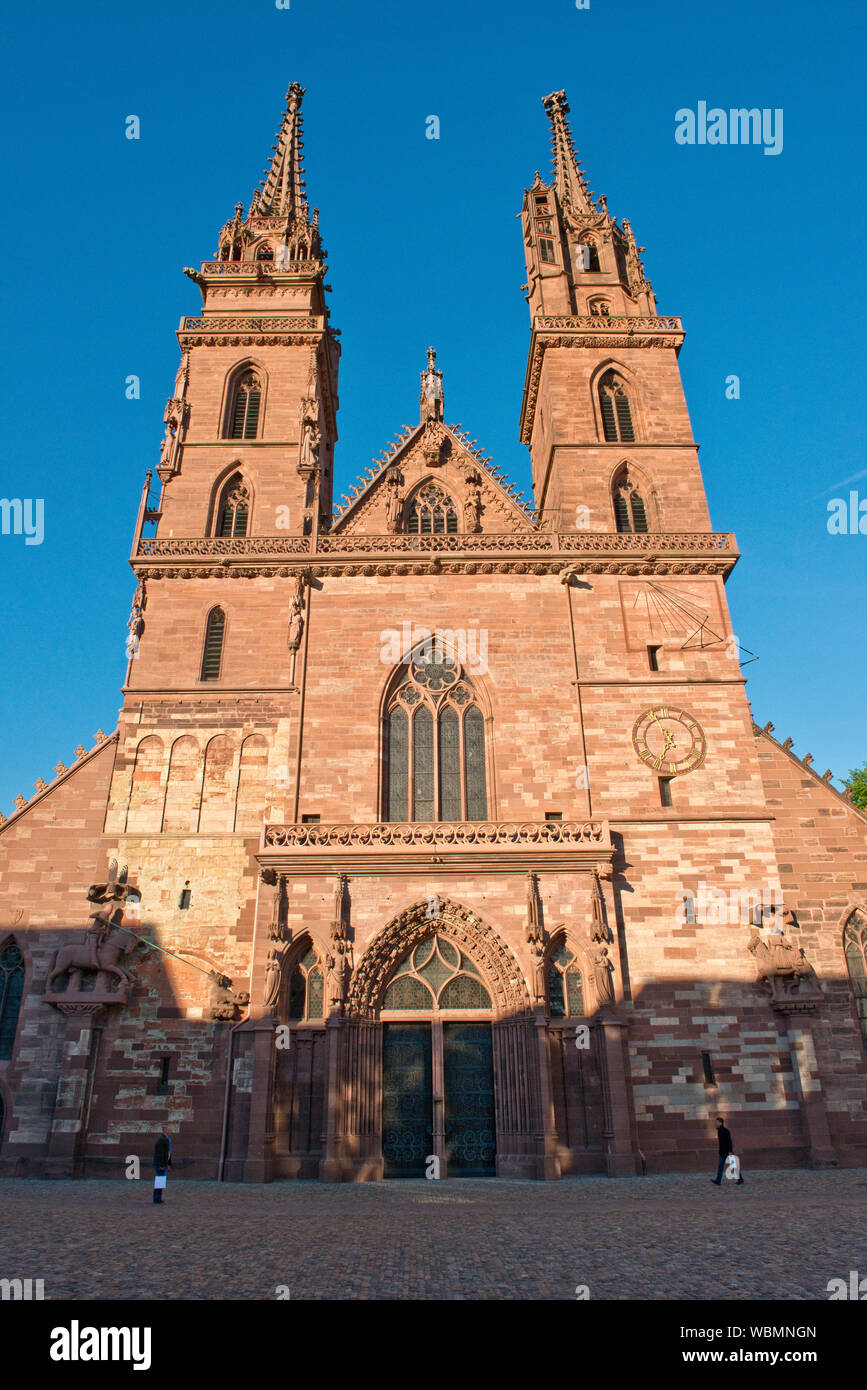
[
  {"xmin": 47, "ymin": 925, "xmax": 137, "ymax": 997},
  {"xmin": 747, "ymin": 927, "xmax": 812, "ymax": 984}
]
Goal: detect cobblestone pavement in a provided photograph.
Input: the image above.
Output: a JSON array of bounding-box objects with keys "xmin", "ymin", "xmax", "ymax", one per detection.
[{"xmin": 2, "ymin": 1169, "xmax": 866, "ymax": 1300}]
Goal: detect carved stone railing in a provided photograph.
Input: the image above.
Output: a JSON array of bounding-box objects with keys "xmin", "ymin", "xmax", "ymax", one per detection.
[
  {"xmin": 534, "ymin": 314, "xmax": 683, "ymax": 332},
  {"xmin": 180, "ymin": 316, "xmax": 319, "ymax": 332},
  {"xmin": 318, "ymin": 532, "xmax": 551, "ymax": 554},
  {"xmin": 199, "ymin": 261, "xmax": 320, "ymax": 276},
  {"xmin": 557, "ymin": 532, "xmax": 733, "ymax": 554},
  {"xmin": 136, "ymin": 536, "xmax": 311, "ymax": 557},
  {"xmin": 135, "ymin": 532, "xmax": 736, "ymax": 560},
  {"xmin": 263, "ymin": 820, "xmax": 610, "ymax": 849}
]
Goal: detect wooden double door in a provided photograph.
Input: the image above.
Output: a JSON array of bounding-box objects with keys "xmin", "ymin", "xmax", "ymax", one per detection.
[{"xmin": 381, "ymin": 1021, "xmax": 496, "ymax": 1178}]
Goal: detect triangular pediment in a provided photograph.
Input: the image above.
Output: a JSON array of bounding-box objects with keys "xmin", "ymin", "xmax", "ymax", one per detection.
[{"xmin": 331, "ymin": 421, "xmax": 536, "ymax": 535}]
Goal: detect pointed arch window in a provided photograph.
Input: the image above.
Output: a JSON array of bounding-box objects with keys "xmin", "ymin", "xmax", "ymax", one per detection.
[
  {"xmin": 0, "ymin": 938, "xmax": 24, "ymax": 1061},
  {"xmin": 288, "ymin": 945, "xmax": 324, "ymax": 1021},
  {"xmin": 216, "ymin": 474, "xmax": 250, "ymax": 537},
  {"xmin": 407, "ymin": 483, "xmax": 458, "ymax": 535},
  {"xmin": 384, "ymin": 646, "xmax": 488, "ymax": 821},
  {"xmin": 228, "ymin": 371, "xmax": 262, "ymax": 440},
  {"xmin": 599, "ymin": 371, "xmax": 635, "ymax": 443},
  {"xmin": 577, "ymin": 241, "xmax": 601, "ymax": 272},
  {"xmin": 200, "ymin": 607, "xmax": 226, "ymax": 681},
  {"xmin": 844, "ymin": 909, "xmax": 867, "ymax": 1044},
  {"xmin": 613, "ymin": 470, "xmax": 649, "ymax": 533},
  {"xmin": 547, "ymin": 940, "xmax": 585, "ymax": 1018},
  {"xmin": 382, "ymin": 935, "xmax": 492, "ymax": 1012}
]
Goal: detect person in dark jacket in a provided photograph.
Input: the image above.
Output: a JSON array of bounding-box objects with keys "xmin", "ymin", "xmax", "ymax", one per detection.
[
  {"xmin": 711, "ymin": 1116, "xmax": 744, "ymax": 1185},
  {"xmin": 153, "ymin": 1131, "xmax": 172, "ymax": 1203}
]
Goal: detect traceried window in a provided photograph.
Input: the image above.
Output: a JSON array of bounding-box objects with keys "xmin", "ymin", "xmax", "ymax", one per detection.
[
  {"xmin": 200, "ymin": 607, "xmax": 226, "ymax": 681},
  {"xmin": 382, "ymin": 935, "xmax": 492, "ymax": 1011},
  {"xmin": 599, "ymin": 371, "xmax": 635, "ymax": 443},
  {"xmin": 0, "ymin": 938, "xmax": 24, "ymax": 1061},
  {"xmin": 217, "ymin": 474, "xmax": 250, "ymax": 537},
  {"xmin": 844, "ymin": 909, "xmax": 867, "ymax": 1045},
  {"xmin": 288, "ymin": 946, "xmax": 324, "ymax": 1021},
  {"xmin": 384, "ymin": 646, "xmax": 487, "ymax": 822},
  {"xmin": 228, "ymin": 371, "xmax": 262, "ymax": 440},
  {"xmin": 613, "ymin": 469, "xmax": 649, "ymax": 533},
  {"xmin": 547, "ymin": 940, "xmax": 585, "ymax": 1018},
  {"xmin": 407, "ymin": 483, "xmax": 458, "ymax": 535}
]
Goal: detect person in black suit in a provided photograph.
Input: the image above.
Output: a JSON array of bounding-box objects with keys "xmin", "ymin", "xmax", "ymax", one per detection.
[
  {"xmin": 153, "ymin": 1131, "xmax": 172, "ymax": 1204},
  {"xmin": 711, "ymin": 1116, "xmax": 744, "ymax": 1185}
]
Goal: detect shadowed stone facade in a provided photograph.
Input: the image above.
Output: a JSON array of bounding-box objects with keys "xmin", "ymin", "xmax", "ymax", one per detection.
[{"xmin": 1, "ymin": 85, "xmax": 865, "ymax": 1182}]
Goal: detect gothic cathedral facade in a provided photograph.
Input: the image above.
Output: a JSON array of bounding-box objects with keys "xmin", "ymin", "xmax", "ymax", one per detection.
[{"xmin": 1, "ymin": 85, "xmax": 866, "ymax": 1181}]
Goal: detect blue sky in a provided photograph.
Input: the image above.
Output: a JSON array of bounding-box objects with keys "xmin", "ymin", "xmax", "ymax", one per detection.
[{"xmin": 1, "ymin": 0, "xmax": 865, "ymax": 812}]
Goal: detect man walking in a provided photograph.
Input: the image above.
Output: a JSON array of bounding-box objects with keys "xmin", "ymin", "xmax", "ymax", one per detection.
[
  {"xmin": 153, "ymin": 1130, "xmax": 172, "ymax": 1204},
  {"xmin": 711, "ymin": 1115, "xmax": 744, "ymax": 1185}
]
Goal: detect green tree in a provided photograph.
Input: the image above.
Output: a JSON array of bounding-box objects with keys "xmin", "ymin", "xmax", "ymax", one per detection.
[{"xmin": 844, "ymin": 763, "xmax": 867, "ymax": 811}]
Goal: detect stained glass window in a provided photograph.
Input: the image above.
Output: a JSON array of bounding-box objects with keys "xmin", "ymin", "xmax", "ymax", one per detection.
[
  {"xmin": 0, "ymin": 939, "xmax": 24, "ymax": 1061},
  {"xmin": 381, "ymin": 936, "xmax": 492, "ymax": 1013},
  {"xmin": 547, "ymin": 940, "xmax": 585, "ymax": 1019},
  {"xmin": 406, "ymin": 483, "xmax": 458, "ymax": 534},
  {"xmin": 288, "ymin": 946, "xmax": 323, "ymax": 1022},
  {"xmin": 844, "ymin": 910, "xmax": 867, "ymax": 1045},
  {"xmin": 383, "ymin": 644, "xmax": 488, "ymax": 822}
]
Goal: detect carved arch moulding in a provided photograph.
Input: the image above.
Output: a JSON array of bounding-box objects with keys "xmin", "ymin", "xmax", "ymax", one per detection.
[{"xmin": 346, "ymin": 897, "xmax": 532, "ymax": 1019}]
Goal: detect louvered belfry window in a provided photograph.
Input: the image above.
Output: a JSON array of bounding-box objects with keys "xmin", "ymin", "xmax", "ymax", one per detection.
[
  {"xmin": 217, "ymin": 476, "xmax": 250, "ymax": 537},
  {"xmin": 599, "ymin": 372, "xmax": 635, "ymax": 443},
  {"xmin": 407, "ymin": 483, "xmax": 458, "ymax": 535},
  {"xmin": 613, "ymin": 473, "xmax": 649, "ymax": 533},
  {"xmin": 384, "ymin": 646, "xmax": 487, "ymax": 821},
  {"xmin": 229, "ymin": 372, "xmax": 262, "ymax": 440},
  {"xmin": 200, "ymin": 607, "xmax": 226, "ymax": 681}
]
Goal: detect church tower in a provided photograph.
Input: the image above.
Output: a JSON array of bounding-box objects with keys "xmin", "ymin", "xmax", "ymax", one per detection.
[{"xmin": 520, "ymin": 91, "xmax": 710, "ymax": 538}]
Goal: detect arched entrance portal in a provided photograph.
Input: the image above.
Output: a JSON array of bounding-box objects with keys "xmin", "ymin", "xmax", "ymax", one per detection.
[
  {"xmin": 330, "ymin": 898, "xmax": 543, "ymax": 1182},
  {"xmin": 380, "ymin": 933, "xmax": 496, "ymax": 1177}
]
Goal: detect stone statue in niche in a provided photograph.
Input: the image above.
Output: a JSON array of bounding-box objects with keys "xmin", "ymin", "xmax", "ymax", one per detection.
[
  {"xmin": 593, "ymin": 946, "xmax": 615, "ymax": 1006},
  {"xmin": 463, "ymin": 478, "xmax": 482, "ymax": 533},
  {"xmin": 385, "ymin": 484, "xmax": 404, "ymax": 533},
  {"xmin": 263, "ymin": 949, "xmax": 283, "ymax": 1009}
]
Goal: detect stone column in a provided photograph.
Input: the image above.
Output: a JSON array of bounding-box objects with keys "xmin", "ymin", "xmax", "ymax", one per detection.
[
  {"xmin": 533, "ymin": 1009, "xmax": 561, "ymax": 1180},
  {"xmin": 318, "ymin": 1012, "xmax": 344, "ymax": 1182},
  {"xmin": 597, "ymin": 1016, "xmax": 637, "ymax": 1177}
]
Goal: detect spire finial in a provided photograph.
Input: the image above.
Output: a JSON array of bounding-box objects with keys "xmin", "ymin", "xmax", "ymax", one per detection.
[
  {"xmin": 420, "ymin": 345, "xmax": 443, "ymax": 423},
  {"xmin": 541, "ymin": 90, "xmax": 596, "ymax": 215}
]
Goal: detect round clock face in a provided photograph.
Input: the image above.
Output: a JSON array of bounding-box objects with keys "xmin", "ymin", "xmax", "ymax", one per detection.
[{"xmin": 632, "ymin": 706, "xmax": 706, "ymax": 777}]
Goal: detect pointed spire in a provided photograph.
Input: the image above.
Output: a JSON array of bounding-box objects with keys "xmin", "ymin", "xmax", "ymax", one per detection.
[
  {"xmin": 541, "ymin": 90, "xmax": 596, "ymax": 216},
  {"xmin": 256, "ymin": 80, "xmax": 309, "ymax": 221}
]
